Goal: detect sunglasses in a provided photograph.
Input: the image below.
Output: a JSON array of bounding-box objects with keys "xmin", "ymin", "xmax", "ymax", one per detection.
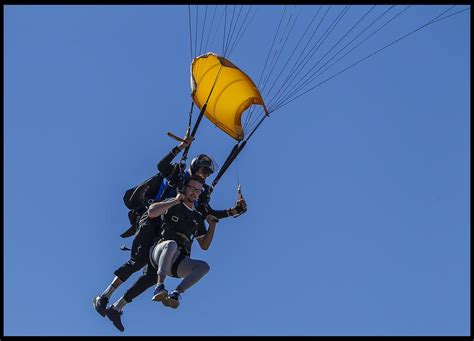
[{"xmin": 185, "ymin": 185, "xmax": 203, "ymax": 193}]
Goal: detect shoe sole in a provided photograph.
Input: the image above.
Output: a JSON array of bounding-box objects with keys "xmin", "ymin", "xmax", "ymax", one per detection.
[
  {"xmin": 152, "ymin": 291, "xmax": 168, "ymax": 302},
  {"xmin": 162, "ymin": 297, "xmax": 180, "ymax": 309},
  {"xmin": 93, "ymin": 298, "xmax": 106, "ymax": 317}
]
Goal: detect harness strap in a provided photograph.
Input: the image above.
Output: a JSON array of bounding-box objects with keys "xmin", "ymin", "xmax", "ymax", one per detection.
[
  {"xmin": 171, "ymin": 252, "xmax": 187, "ymax": 278},
  {"xmin": 154, "ymin": 234, "xmax": 190, "ymax": 278}
]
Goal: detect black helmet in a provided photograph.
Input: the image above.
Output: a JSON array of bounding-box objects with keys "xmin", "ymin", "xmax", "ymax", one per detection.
[{"xmin": 190, "ymin": 154, "xmax": 216, "ymax": 175}]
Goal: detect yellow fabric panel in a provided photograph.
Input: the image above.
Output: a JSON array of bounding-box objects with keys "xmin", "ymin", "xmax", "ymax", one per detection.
[{"xmin": 191, "ymin": 53, "xmax": 267, "ymax": 141}]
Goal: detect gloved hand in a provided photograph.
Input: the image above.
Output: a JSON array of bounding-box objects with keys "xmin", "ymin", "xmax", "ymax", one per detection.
[
  {"xmin": 230, "ymin": 198, "xmax": 247, "ymax": 217},
  {"xmin": 178, "ymin": 131, "xmax": 195, "ymax": 150}
]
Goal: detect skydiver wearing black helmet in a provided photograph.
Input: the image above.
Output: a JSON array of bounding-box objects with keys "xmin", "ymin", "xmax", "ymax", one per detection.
[{"xmin": 155, "ymin": 134, "xmax": 247, "ymax": 219}]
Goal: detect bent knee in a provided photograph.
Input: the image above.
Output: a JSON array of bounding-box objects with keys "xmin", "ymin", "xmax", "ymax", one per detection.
[
  {"xmin": 164, "ymin": 240, "xmax": 178, "ymax": 251},
  {"xmin": 198, "ymin": 261, "xmax": 210, "ymax": 275}
]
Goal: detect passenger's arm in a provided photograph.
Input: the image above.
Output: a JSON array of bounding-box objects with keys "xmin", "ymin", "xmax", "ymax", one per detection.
[
  {"xmin": 156, "ymin": 134, "xmax": 194, "ymax": 175},
  {"xmin": 148, "ymin": 193, "xmax": 184, "ymax": 218},
  {"xmin": 197, "ymin": 215, "xmax": 217, "ymax": 250}
]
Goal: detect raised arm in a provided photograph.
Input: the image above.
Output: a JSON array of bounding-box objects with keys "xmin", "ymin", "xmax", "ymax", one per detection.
[
  {"xmin": 200, "ymin": 191, "xmax": 248, "ymax": 219},
  {"xmin": 197, "ymin": 215, "xmax": 218, "ymax": 250},
  {"xmin": 156, "ymin": 134, "xmax": 194, "ymax": 176},
  {"xmin": 148, "ymin": 193, "xmax": 184, "ymax": 219}
]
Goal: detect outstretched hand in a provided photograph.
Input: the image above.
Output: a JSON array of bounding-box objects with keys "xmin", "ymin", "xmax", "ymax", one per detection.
[{"xmin": 178, "ymin": 132, "xmax": 195, "ymax": 150}]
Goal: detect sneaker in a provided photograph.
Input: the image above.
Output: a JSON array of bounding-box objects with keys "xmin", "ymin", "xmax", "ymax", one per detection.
[
  {"xmin": 162, "ymin": 291, "xmax": 180, "ymax": 309},
  {"xmin": 93, "ymin": 295, "xmax": 109, "ymax": 317},
  {"xmin": 105, "ymin": 307, "xmax": 125, "ymax": 332},
  {"xmin": 152, "ymin": 284, "xmax": 168, "ymax": 302}
]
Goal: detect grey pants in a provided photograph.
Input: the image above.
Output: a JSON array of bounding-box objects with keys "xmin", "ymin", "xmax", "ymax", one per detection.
[{"xmin": 150, "ymin": 240, "xmax": 210, "ymax": 292}]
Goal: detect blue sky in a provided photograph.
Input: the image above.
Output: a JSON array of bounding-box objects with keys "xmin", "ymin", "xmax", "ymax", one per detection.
[{"xmin": 4, "ymin": 5, "xmax": 470, "ymax": 336}]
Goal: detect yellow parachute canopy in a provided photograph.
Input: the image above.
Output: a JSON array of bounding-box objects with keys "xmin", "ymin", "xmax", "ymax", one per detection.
[{"xmin": 191, "ymin": 52, "xmax": 268, "ymax": 141}]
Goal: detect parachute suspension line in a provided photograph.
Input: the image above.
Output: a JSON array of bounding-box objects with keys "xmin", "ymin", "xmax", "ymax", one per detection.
[
  {"xmin": 265, "ymin": 5, "xmax": 351, "ymax": 112},
  {"xmin": 275, "ymin": 5, "xmax": 327, "ymax": 87},
  {"xmin": 256, "ymin": 6, "xmax": 287, "ymax": 90},
  {"xmin": 194, "ymin": 5, "xmax": 199, "ymax": 58},
  {"xmin": 227, "ymin": 6, "xmax": 258, "ymax": 58},
  {"xmin": 188, "ymin": 5, "xmax": 193, "ymax": 61},
  {"xmin": 268, "ymin": 4, "xmax": 385, "ymax": 111},
  {"xmin": 290, "ymin": 5, "xmax": 465, "ymax": 112},
  {"xmin": 196, "ymin": 6, "xmax": 223, "ymax": 78},
  {"xmin": 291, "ymin": 6, "xmax": 405, "ymax": 105},
  {"xmin": 196, "ymin": 6, "xmax": 211, "ymax": 77},
  {"xmin": 268, "ymin": 4, "xmax": 366, "ymax": 110},
  {"xmin": 244, "ymin": 6, "xmax": 308, "ymax": 122},
  {"xmin": 226, "ymin": 5, "xmax": 245, "ymax": 58},
  {"xmin": 223, "ymin": 5, "xmax": 238, "ymax": 57},
  {"xmin": 428, "ymin": 6, "xmax": 469, "ymax": 25},
  {"xmin": 265, "ymin": 5, "xmax": 326, "ymax": 103},
  {"xmin": 198, "ymin": 5, "xmax": 208, "ymax": 57},
  {"xmin": 222, "ymin": 5, "xmax": 233, "ymax": 57},
  {"xmin": 218, "ymin": 5, "xmax": 251, "ymax": 59},
  {"xmin": 262, "ymin": 5, "xmax": 300, "ymax": 97},
  {"xmin": 256, "ymin": 6, "xmax": 324, "ymax": 114},
  {"xmin": 259, "ymin": 6, "xmax": 299, "ymax": 100},
  {"xmin": 246, "ymin": 6, "xmax": 296, "ymax": 130},
  {"xmin": 208, "ymin": 7, "xmax": 225, "ymax": 55},
  {"xmin": 243, "ymin": 6, "xmax": 288, "ymax": 131},
  {"xmin": 262, "ymin": 5, "xmax": 338, "ymax": 111},
  {"xmin": 195, "ymin": 6, "xmax": 212, "ymax": 76},
  {"xmin": 271, "ymin": 5, "xmax": 465, "ymax": 113},
  {"xmin": 203, "ymin": 6, "xmax": 218, "ymax": 55},
  {"xmin": 307, "ymin": 6, "xmax": 400, "ymax": 87},
  {"xmin": 244, "ymin": 110, "xmax": 260, "ymax": 134},
  {"xmin": 270, "ymin": 5, "xmax": 403, "ymax": 111},
  {"xmin": 223, "ymin": 5, "xmax": 227, "ymax": 55},
  {"xmin": 246, "ymin": 111, "xmax": 268, "ymax": 141}
]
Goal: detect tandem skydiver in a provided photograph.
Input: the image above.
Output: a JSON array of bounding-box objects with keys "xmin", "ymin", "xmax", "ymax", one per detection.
[{"xmin": 93, "ymin": 133, "xmax": 247, "ymax": 332}]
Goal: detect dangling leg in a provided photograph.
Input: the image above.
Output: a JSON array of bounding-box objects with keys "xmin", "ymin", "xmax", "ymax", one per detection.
[
  {"xmin": 94, "ymin": 224, "xmax": 151, "ymax": 317},
  {"xmin": 93, "ymin": 276, "xmax": 123, "ymax": 317},
  {"xmin": 150, "ymin": 240, "xmax": 179, "ymax": 301},
  {"xmin": 162, "ymin": 257, "xmax": 210, "ymax": 309}
]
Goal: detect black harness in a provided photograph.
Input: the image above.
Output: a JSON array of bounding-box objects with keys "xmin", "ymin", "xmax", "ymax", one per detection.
[{"xmin": 156, "ymin": 203, "xmax": 204, "ymax": 277}]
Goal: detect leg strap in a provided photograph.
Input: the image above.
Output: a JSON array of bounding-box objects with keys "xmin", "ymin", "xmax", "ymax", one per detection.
[{"xmin": 171, "ymin": 253, "xmax": 186, "ymax": 278}]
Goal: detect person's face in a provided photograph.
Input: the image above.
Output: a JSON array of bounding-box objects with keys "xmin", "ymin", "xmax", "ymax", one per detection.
[
  {"xmin": 184, "ymin": 180, "xmax": 203, "ymax": 202},
  {"xmin": 195, "ymin": 167, "xmax": 212, "ymax": 179}
]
